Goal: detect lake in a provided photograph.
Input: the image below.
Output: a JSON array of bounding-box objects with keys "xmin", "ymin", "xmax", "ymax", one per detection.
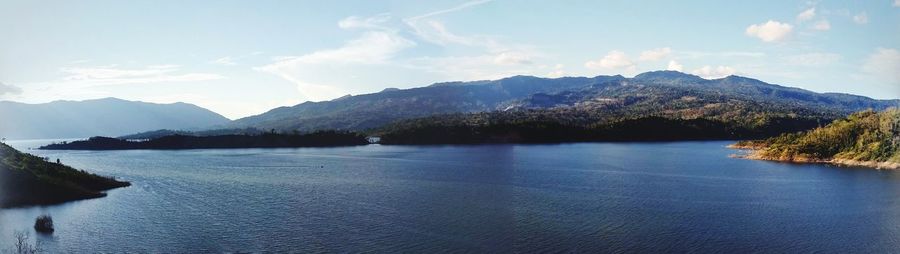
[{"xmin": 1, "ymin": 141, "xmax": 899, "ymax": 253}]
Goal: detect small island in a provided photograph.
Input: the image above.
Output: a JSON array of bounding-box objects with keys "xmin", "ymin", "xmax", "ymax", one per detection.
[
  {"xmin": 0, "ymin": 142, "xmax": 130, "ymax": 208},
  {"xmin": 40, "ymin": 130, "xmax": 370, "ymax": 150},
  {"xmin": 731, "ymin": 108, "xmax": 899, "ymax": 170}
]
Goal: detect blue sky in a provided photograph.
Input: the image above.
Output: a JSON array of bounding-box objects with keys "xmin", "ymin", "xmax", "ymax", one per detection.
[{"xmin": 1, "ymin": 0, "xmax": 898, "ymax": 119}]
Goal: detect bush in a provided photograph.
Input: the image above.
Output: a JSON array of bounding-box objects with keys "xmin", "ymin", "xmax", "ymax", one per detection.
[{"xmin": 33, "ymin": 215, "xmax": 54, "ymax": 234}]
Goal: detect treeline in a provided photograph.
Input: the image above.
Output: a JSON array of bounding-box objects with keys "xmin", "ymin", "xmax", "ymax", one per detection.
[
  {"xmin": 0, "ymin": 142, "xmax": 130, "ymax": 207},
  {"xmin": 735, "ymin": 108, "xmax": 899, "ymax": 167},
  {"xmin": 40, "ymin": 131, "xmax": 370, "ymax": 150},
  {"xmin": 376, "ymin": 110, "xmax": 829, "ymax": 145}
]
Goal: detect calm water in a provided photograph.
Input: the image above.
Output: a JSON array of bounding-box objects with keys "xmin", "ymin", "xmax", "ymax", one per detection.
[{"xmin": 1, "ymin": 141, "xmax": 899, "ymax": 253}]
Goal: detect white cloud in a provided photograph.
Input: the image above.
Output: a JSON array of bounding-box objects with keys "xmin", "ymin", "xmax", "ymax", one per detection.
[
  {"xmin": 210, "ymin": 56, "xmax": 237, "ymax": 66},
  {"xmin": 797, "ymin": 8, "xmax": 816, "ymax": 22},
  {"xmin": 267, "ymin": 31, "xmax": 415, "ymax": 66},
  {"xmin": 638, "ymin": 47, "xmax": 672, "ymax": 61},
  {"xmin": 585, "ymin": 50, "xmax": 635, "ymax": 71},
  {"xmin": 862, "ymin": 48, "xmax": 900, "ymax": 85},
  {"xmin": 691, "ymin": 66, "xmax": 736, "ymax": 79},
  {"xmin": 547, "ymin": 64, "xmax": 566, "ymax": 78},
  {"xmin": 667, "ymin": 60, "xmax": 684, "ymax": 72},
  {"xmin": 853, "ymin": 12, "xmax": 868, "ymax": 24},
  {"xmin": 256, "ymin": 13, "xmax": 418, "ymax": 101},
  {"xmin": 60, "ymin": 65, "xmax": 224, "ymax": 85},
  {"xmin": 0, "ymin": 82, "xmax": 22, "ymax": 96},
  {"xmin": 783, "ymin": 53, "xmax": 841, "ymax": 66},
  {"xmin": 745, "ymin": 20, "xmax": 793, "ymax": 42},
  {"xmin": 812, "ymin": 20, "xmax": 831, "ymax": 31},
  {"xmin": 338, "ymin": 13, "xmax": 392, "ymax": 30},
  {"xmin": 407, "ymin": 20, "xmax": 484, "ymax": 47},
  {"xmin": 493, "ymin": 51, "xmax": 534, "ymax": 65},
  {"xmin": 895, "ymin": 0, "xmax": 900, "ymax": 7}
]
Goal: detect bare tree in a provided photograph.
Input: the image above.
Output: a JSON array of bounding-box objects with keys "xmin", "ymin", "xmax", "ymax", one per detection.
[{"xmin": 13, "ymin": 231, "xmax": 39, "ymax": 254}]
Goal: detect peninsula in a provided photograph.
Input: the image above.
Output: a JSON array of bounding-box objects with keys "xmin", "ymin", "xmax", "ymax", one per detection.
[
  {"xmin": 0, "ymin": 142, "xmax": 130, "ymax": 208},
  {"xmin": 731, "ymin": 108, "xmax": 900, "ymax": 170},
  {"xmin": 40, "ymin": 131, "xmax": 370, "ymax": 150}
]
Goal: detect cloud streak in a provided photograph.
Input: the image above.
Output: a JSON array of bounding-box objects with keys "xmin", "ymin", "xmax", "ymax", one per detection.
[
  {"xmin": 60, "ymin": 65, "xmax": 224, "ymax": 86},
  {"xmin": 0, "ymin": 82, "xmax": 22, "ymax": 96}
]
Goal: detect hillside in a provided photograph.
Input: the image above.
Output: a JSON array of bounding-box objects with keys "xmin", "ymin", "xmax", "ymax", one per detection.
[
  {"xmin": 0, "ymin": 142, "xmax": 130, "ymax": 208},
  {"xmin": 0, "ymin": 98, "xmax": 230, "ymax": 139},
  {"xmin": 732, "ymin": 108, "xmax": 900, "ymax": 170},
  {"xmin": 228, "ymin": 71, "xmax": 898, "ymax": 134}
]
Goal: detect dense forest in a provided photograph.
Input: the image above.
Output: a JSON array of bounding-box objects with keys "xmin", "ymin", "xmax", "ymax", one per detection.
[
  {"xmin": 0, "ymin": 142, "xmax": 130, "ymax": 207},
  {"xmin": 41, "ymin": 131, "xmax": 370, "ymax": 150},
  {"xmin": 376, "ymin": 109, "xmax": 829, "ymax": 145},
  {"xmin": 733, "ymin": 108, "xmax": 900, "ymax": 169}
]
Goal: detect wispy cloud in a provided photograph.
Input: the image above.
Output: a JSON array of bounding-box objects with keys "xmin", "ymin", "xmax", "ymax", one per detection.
[
  {"xmin": 404, "ymin": 0, "xmax": 493, "ymax": 22},
  {"xmin": 862, "ymin": 48, "xmax": 900, "ymax": 86},
  {"xmin": 210, "ymin": 57, "xmax": 237, "ymax": 66},
  {"xmin": 796, "ymin": 8, "xmax": 816, "ymax": 22},
  {"xmin": 60, "ymin": 65, "xmax": 224, "ymax": 86},
  {"xmin": 782, "ymin": 52, "xmax": 841, "ymax": 66},
  {"xmin": 852, "ymin": 12, "xmax": 868, "ymax": 24},
  {"xmin": 338, "ymin": 13, "xmax": 392, "ymax": 30},
  {"xmin": 638, "ymin": 47, "xmax": 672, "ymax": 61},
  {"xmin": 0, "ymin": 82, "xmax": 22, "ymax": 96}
]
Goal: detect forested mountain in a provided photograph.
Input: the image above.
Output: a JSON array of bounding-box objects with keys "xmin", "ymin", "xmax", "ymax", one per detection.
[
  {"xmin": 0, "ymin": 98, "xmax": 231, "ymax": 139},
  {"xmin": 733, "ymin": 108, "xmax": 899, "ymax": 170},
  {"xmin": 228, "ymin": 71, "xmax": 898, "ymax": 134},
  {"xmin": 228, "ymin": 75, "xmax": 626, "ymax": 131}
]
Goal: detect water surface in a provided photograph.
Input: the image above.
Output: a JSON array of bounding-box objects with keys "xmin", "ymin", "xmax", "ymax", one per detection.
[{"xmin": 1, "ymin": 141, "xmax": 898, "ymax": 252}]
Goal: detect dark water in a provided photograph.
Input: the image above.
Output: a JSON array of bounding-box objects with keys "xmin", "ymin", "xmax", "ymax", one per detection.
[{"xmin": 1, "ymin": 141, "xmax": 899, "ymax": 253}]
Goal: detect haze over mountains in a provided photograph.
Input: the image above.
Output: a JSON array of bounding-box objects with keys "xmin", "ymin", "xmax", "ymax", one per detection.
[{"xmin": 0, "ymin": 98, "xmax": 229, "ymax": 139}]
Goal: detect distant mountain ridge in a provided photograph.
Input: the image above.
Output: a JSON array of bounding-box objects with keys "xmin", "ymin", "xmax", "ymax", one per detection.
[
  {"xmin": 0, "ymin": 98, "xmax": 230, "ymax": 139},
  {"xmin": 227, "ymin": 71, "xmax": 898, "ymax": 133}
]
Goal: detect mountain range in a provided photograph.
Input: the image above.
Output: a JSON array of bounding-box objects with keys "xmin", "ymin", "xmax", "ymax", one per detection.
[
  {"xmin": 4, "ymin": 71, "xmax": 896, "ymax": 140},
  {"xmin": 0, "ymin": 98, "xmax": 230, "ymax": 139},
  {"xmin": 226, "ymin": 71, "xmax": 898, "ymax": 134}
]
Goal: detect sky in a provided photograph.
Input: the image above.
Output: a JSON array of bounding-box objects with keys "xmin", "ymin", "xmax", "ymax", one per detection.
[{"xmin": 1, "ymin": 0, "xmax": 898, "ymax": 119}]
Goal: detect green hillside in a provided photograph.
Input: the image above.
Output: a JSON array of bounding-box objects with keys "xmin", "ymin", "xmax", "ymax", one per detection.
[{"xmin": 733, "ymin": 108, "xmax": 900, "ymax": 169}]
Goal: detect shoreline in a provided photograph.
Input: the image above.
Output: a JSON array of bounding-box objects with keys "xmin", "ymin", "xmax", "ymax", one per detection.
[{"xmin": 729, "ymin": 145, "xmax": 900, "ymax": 170}]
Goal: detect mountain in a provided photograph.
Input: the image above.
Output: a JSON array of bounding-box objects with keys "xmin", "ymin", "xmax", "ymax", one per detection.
[
  {"xmin": 0, "ymin": 98, "xmax": 230, "ymax": 139},
  {"xmin": 0, "ymin": 142, "xmax": 129, "ymax": 207},
  {"xmin": 229, "ymin": 71, "xmax": 898, "ymax": 134},
  {"xmin": 228, "ymin": 75, "xmax": 626, "ymax": 131},
  {"xmin": 732, "ymin": 108, "xmax": 899, "ymax": 170}
]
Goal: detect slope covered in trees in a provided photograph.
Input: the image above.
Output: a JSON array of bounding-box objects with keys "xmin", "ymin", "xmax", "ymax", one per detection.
[
  {"xmin": 228, "ymin": 71, "xmax": 897, "ymax": 134},
  {"xmin": 0, "ymin": 142, "xmax": 130, "ymax": 208},
  {"xmin": 732, "ymin": 108, "xmax": 900, "ymax": 169}
]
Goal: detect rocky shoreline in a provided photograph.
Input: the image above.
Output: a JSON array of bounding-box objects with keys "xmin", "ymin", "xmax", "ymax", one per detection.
[{"xmin": 729, "ymin": 144, "xmax": 900, "ymax": 170}]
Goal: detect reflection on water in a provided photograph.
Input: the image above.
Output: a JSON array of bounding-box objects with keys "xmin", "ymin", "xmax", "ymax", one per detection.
[{"xmin": 1, "ymin": 141, "xmax": 898, "ymax": 252}]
